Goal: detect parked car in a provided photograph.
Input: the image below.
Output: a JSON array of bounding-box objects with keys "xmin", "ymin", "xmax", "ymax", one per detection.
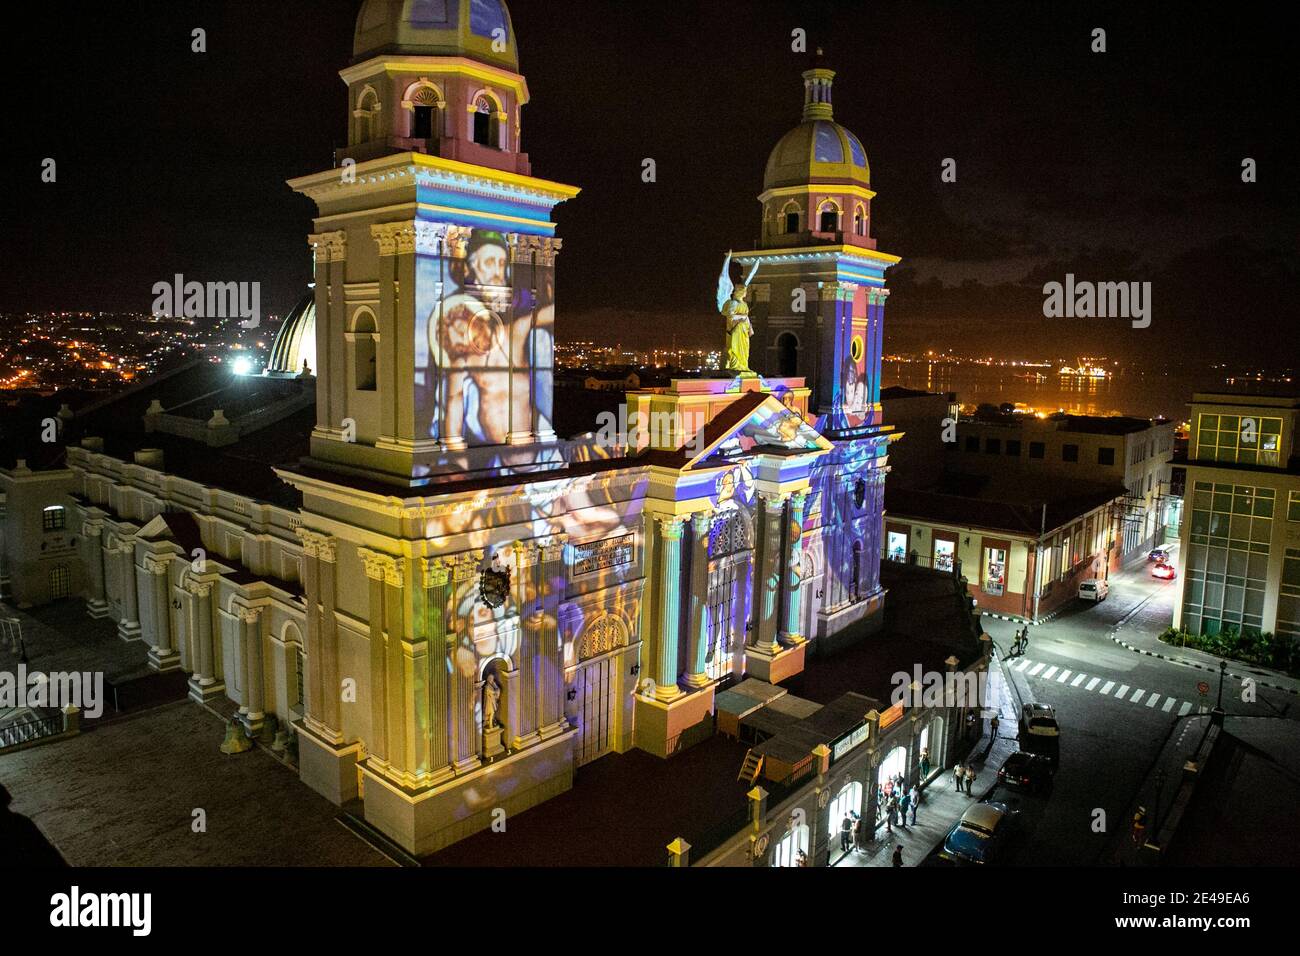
[
  {"xmin": 997, "ymin": 751, "xmax": 1055, "ymax": 793},
  {"xmin": 1020, "ymin": 702, "xmax": 1061, "ymax": 767},
  {"xmin": 1147, "ymin": 547, "xmax": 1171, "ymax": 563},
  {"xmin": 1151, "ymin": 562, "xmax": 1177, "ymax": 580},
  {"xmin": 1079, "ymin": 578, "xmax": 1109, "ymax": 601},
  {"xmin": 940, "ymin": 801, "xmax": 1017, "ymax": 864},
  {"xmin": 1020, "ymin": 702, "xmax": 1060, "ymax": 737}
]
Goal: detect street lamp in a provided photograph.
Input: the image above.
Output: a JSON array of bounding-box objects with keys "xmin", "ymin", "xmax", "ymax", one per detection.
[{"xmin": 1214, "ymin": 658, "xmax": 1228, "ymax": 724}]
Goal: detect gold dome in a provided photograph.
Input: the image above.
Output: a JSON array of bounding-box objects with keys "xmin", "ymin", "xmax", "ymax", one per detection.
[{"xmin": 353, "ymin": 0, "xmax": 519, "ymax": 72}]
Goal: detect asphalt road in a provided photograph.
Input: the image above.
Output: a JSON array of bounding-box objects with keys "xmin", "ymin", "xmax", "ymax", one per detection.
[{"xmin": 945, "ymin": 553, "xmax": 1297, "ymax": 866}]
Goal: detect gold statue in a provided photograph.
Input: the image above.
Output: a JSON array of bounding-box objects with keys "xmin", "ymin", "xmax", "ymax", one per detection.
[{"xmin": 717, "ymin": 252, "xmax": 761, "ymax": 376}]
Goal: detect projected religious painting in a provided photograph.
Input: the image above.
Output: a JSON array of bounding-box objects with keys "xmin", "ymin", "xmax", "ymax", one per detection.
[{"xmin": 414, "ymin": 225, "xmax": 555, "ymax": 448}]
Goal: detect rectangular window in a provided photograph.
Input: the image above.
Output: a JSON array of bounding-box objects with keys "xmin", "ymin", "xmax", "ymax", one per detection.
[
  {"xmin": 1063, "ymin": 444, "xmax": 1079, "ymax": 463},
  {"xmin": 43, "ymin": 505, "xmax": 66, "ymax": 531},
  {"xmin": 1195, "ymin": 413, "xmax": 1284, "ymax": 465},
  {"xmin": 1006, "ymin": 440, "xmax": 1021, "ymax": 457},
  {"xmin": 1289, "ymin": 491, "xmax": 1300, "ymax": 522},
  {"xmin": 965, "ymin": 436, "xmax": 979, "ymax": 453},
  {"xmin": 985, "ymin": 438, "xmax": 1002, "ymax": 454},
  {"xmin": 983, "ymin": 547, "xmax": 1007, "ymax": 596},
  {"xmin": 1029, "ymin": 442, "xmax": 1045, "ymax": 459},
  {"xmin": 292, "ymin": 648, "xmax": 305, "ymax": 712},
  {"xmin": 1098, "ymin": 447, "xmax": 1115, "ymax": 466}
]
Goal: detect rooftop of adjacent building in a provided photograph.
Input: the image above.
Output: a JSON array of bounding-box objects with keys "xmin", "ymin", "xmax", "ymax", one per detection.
[
  {"xmin": 964, "ymin": 410, "xmax": 1168, "ymax": 436},
  {"xmin": 885, "ymin": 471, "xmax": 1127, "ymax": 537}
]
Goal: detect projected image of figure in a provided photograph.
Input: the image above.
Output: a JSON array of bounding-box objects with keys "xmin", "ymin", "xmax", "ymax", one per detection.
[{"xmin": 429, "ymin": 230, "xmax": 513, "ymax": 445}]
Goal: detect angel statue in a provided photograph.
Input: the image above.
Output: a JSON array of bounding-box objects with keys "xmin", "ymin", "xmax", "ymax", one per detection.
[{"xmin": 717, "ymin": 252, "xmax": 761, "ymax": 376}]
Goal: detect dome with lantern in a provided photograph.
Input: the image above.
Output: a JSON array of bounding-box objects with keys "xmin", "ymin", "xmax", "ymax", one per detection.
[
  {"xmin": 353, "ymin": 0, "xmax": 519, "ymax": 73},
  {"xmin": 763, "ymin": 63, "xmax": 870, "ymax": 192}
]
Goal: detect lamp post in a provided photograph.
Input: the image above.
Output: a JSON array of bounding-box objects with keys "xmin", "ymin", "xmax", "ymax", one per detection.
[{"xmin": 1213, "ymin": 658, "xmax": 1227, "ymax": 724}]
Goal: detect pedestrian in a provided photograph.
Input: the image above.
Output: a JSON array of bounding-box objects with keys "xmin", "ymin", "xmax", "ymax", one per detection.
[
  {"xmin": 953, "ymin": 762, "xmax": 965, "ymax": 793},
  {"xmin": 898, "ymin": 789, "xmax": 911, "ymax": 829},
  {"xmin": 1021, "ymin": 626, "xmax": 1029, "ymax": 652},
  {"xmin": 965, "ymin": 765, "xmax": 977, "ymax": 796},
  {"xmin": 919, "ymin": 748, "xmax": 931, "ymax": 780},
  {"xmin": 851, "ymin": 813, "xmax": 863, "ymax": 852},
  {"xmin": 908, "ymin": 787, "xmax": 919, "ymax": 825},
  {"xmin": 796, "ymin": 848, "xmax": 808, "ymax": 867},
  {"xmin": 886, "ymin": 795, "xmax": 898, "ymax": 832},
  {"xmin": 892, "ymin": 844, "xmax": 904, "ymax": 867},
  {"xmin": 990, "ymin": 714, "xmax": 1000, "ymax": 739},
  {"xmin": 840, "ymin": 813, "xmax": 853, "ymax": 852}
]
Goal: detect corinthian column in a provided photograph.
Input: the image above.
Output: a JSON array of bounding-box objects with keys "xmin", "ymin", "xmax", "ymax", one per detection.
[
  {"xmin": 144, "ymin": 553, "xmax": 180, "ymax": 672},
  {"xmin": 654, "ymin": 516, "xmax": 685, "ymax": 702},
  {"xmin": 185, "ymin": 580, "xmax": 222, "ymax": 702},
  {"xmin": 751, "ymin": 493, "xmax": 787, "ymax": 654},
  {"xmin": 684, "ymin": 511, "xmax": 713, "ymax": 687},
  {"xmin": 83, "ymin": 520, "xmax": 109, "ymax": 618},
  {"xmin": 238, "ymin": 605, "xmax": 266, "ymax": 730},
  {"xmin": 117, "ymin": 539, "xmax": 141, "ymax": 641},
  {"xmin": 780, "ymin": 492, "xmax": 808, "ymax": 646}
]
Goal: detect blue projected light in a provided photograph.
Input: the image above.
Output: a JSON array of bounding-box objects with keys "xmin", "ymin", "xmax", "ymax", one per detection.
[
  {"xmin": 846, "ymin": 132, "xmax": 867, "ymax": 168},
  {"xmin": 470, "ymin": 0, "xmax": 508, "ymax": 39},
  {"xmin": 814, "ymin": 122, "xmax": 844, "ymax": 164}
]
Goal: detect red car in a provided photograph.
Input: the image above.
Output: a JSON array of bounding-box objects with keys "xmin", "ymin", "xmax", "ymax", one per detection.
[{"xmin": 1151, "ymin": 562, "xmax": 1177, "ymax": 580}]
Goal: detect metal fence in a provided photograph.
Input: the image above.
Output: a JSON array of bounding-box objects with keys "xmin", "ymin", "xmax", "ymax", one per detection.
[{"xmin": 0, "ymin": 710, "xmax": 64, "ymax": 751}]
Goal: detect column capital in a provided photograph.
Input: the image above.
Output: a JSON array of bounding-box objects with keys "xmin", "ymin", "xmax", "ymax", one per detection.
[
  {"xmin": 142, "ymin": 553, "xmax": 171, "ymax": 576},
  {"xmin": 184, "ymin": 579, "xmax": 213, "ymax": 599},
  {"xmin": 308, "ymin": 230, "xmax": 347, "ymax": 263},
  {"xmin": 371, "ymin": 221, "xmax": 417, "ymax": 256},
  {"xmin": 420, "ymin": 557, "xmax": 451, "ymax": 588},
  {"xmin": 82, "ymin": 520, "xmax": 103, "ymax": 537},
  {"xmin": 867, "ymin": 288, "xmax": 891, "ymax": 307},
  {"xmin": 758, "ymin": 491, "xmax": 788, "ymax": 513},
  {"xmin": 235, "ymin": 605, "xmax": 264, "ymax": 625},
  {"xmin": 654, "ymin": 514, "xmax": 686, "ymax": 539},
  {"xmin": 691, "ymin": 510, "xmax": 713, "ymax": 533},
  {"xmin": 296, "ymin": 527, "xmax": 336, "ymax": 562},
  {"xmin": 358, "ymin": 548, "xmax": 403, "ymax": 586}
]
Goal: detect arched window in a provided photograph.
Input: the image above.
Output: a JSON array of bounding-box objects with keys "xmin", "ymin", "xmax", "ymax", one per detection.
[
  {"xmin": 773, "ymin": 822, "xmax": 810, "ymax": 867},
  {"xmin": 408, "ymin": 84, "xmax": 442, "ymax": 140},
  {"xmin": 355, "ymin": 86, "xmax": 380, "ymax": 143},
  {"xmin": 472, "ymin": 95, "xmax": 500, "ymax": 147},
  {"xmin": 853, "ymin": 205, "xmax": 866, "ymax": 236},
  {"xmin": 782, "ymin": 203, "xmax": 800, "ymax": 235},
  {"xmin": 819, "ymin": 202, "xmax": 840, "ymax": 233},
  {"xmin": 350, "ymin": 310, "xmax": 377, "ymax": 391},
  {"xmin": 776, "ymin": 332, "xmax": 798, "ymax": 378}
]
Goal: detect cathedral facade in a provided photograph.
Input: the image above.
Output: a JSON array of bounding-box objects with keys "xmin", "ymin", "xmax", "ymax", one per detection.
[{"xmin": 46, "ymin": 0, "xmax": 903, "ymax": 856}]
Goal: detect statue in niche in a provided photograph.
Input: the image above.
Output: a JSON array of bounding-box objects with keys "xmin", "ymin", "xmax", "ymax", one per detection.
[
  {"xmin": 482, "ymin": 670, "xmax": 502, "ymax": 731},
  {"xmin": 716, "ymin": 252, "xmax": 761, "ymax": 376}
]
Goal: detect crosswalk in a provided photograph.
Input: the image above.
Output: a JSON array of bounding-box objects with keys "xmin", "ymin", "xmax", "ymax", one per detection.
[{"xmin": 1007, "ymin": 655, "xmax": 1202, "ymax": 718}]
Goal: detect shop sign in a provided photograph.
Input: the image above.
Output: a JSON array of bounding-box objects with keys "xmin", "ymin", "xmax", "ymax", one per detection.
[{"xmin": 831, "ymin": 722, "xmax": 869, "ymax": 763}]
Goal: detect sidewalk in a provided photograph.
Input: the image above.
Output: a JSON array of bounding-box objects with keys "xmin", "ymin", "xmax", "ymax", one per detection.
[
  {"xmin": 834, "ymin": 661, "xmax": 1020, "ymax": 867},
  {"xmin": 1110, "ymin": 589, "xmax": 1300, "ymax": 697}
]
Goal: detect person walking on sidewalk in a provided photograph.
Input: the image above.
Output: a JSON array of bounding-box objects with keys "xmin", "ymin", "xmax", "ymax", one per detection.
[
  {"xmin": 886, "ymin": 795, "xmax": 899, "ymax": 832},
  {"xmin": 964, "ymin": 765, "xmax": 977, "ymax": 796},
  {"xmin": 908, "ymin": 786, "xmax": 919, "ymax": 825},
  {"xmin": 920, "ymin": 748, "xmax": 931, "ymax": 780},
  {"xmin": 840, "ymin": 813, "xmax": 853, "ymax": 852},
  {"xmin": 990, "ymin": 714, "xmax": 1000, "ymax": 739},
  {"xmin": 892, "ymin": 844, "xmax": 904, "ymax": 867},
  {"xmin": 953, "ymin": 762, "xmax": 966, "ymax": 793},
  {"xmin": 898, "ymin": 789, "xmax": 911, "ymax": 829}
]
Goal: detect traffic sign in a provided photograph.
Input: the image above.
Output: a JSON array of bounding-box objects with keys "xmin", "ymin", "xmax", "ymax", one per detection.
[{"xmin": 1197, "ymin": 681, "xmax": 1210, "ymax": 696}]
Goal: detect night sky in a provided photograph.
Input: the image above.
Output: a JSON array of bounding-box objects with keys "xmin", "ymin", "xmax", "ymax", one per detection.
[{"xmin": 2, "ymin": 0, "xmax": 1295, "ymax": 363}]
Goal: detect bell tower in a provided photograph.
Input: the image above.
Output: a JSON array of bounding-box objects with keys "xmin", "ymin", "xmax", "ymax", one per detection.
[
  {"xmin": 287, "ymin": 0, "xmax": 579, "ymax": 488},
  {"xmin": 735, "ymin": 62, "xmax": 899, "ymax": 435}
]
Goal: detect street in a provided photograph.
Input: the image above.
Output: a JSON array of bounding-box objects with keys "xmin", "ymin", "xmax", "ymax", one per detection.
[{"xmin": 937, "ymin": 554, "xmax": 1298, "ymax": 865}]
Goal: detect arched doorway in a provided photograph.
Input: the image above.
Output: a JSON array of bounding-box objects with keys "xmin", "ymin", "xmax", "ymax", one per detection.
[
  {"xmin": 773, "ymin": 822, "xmax": 809, "ymax": 867},
  {"xmin": 875, "ymin": 745, "xmax": 909, "ymax": 825},
  {"xmin": 827, "ymin": 780, "xmax": 863, "ymax": 844},
  {"xmin": 573, "ymin": 616, "xmax": 627, "ymax": 767},
  {"xmin": 775, "ymin": 332, "xmax": 798, "ymax": 378}
]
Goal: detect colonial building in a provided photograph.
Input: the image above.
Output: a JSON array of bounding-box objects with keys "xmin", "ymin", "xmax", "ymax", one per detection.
[{"xmin": 0, "ymin": 1, "xmax": 957, "ymax": 859}]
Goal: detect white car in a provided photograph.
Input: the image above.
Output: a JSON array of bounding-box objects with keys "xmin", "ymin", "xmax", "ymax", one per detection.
[{"xmin": 1078, "ymin": 578, "xmax": 1109, "ymax": 602}]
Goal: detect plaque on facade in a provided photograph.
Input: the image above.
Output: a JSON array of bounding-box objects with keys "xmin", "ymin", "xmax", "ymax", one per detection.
[
  {"xmin": 479, "ymin": 559, "xmax": 511, "ymax": 609},
  {"xmin": 571, "ymin": 534, "xmax": 634, "ymax": 577}
]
